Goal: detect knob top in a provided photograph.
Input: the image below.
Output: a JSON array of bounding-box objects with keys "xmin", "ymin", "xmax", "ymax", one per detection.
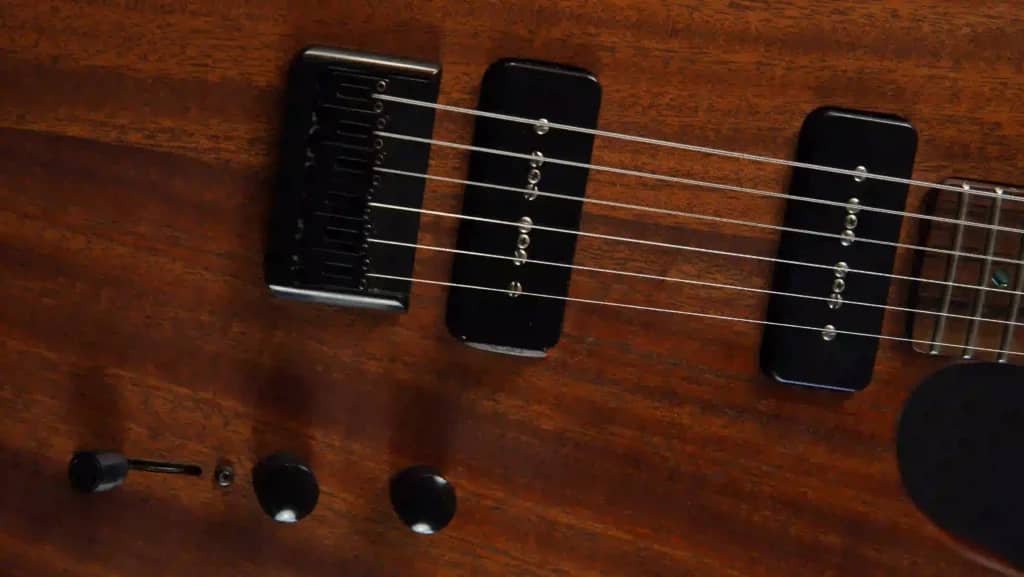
[
  {"xmin": 252, "ymin": 453, "xmax": 319, "ymax": 523},
  {"xmin": 68, "ymin": 451, "xmax": 130, "ymax": 493},
  {"xmin": 389, "ymin": 465, "xmax": 456, "ymax": 534}
]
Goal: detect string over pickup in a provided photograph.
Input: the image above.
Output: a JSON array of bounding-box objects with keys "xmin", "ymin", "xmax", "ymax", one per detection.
[
  {"xmin": 445, "ymin": 60, "xmax": 602, "ymax": 356},
  {"xmin": 265, "ymin": 47, "xmax": 441, "ymax": 311},
  {"xmin": 760, "ymin": 108, "xmax": 917, "ymax": 391}
]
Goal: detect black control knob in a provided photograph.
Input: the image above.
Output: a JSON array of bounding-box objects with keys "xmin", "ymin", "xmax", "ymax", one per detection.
[
  {"xmin": 68, "ymin": 451, "xmax": 202, "ymax": 493},
  {"xmin": 389, "ymin": 465, "xmax": 456, "ymax": 534},
  {"xmin": 252, "ymin": 452, "xmax": 319, "ymax": 523}
]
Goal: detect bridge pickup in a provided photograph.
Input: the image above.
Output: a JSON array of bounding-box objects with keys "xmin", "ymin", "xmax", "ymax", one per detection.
[
  {"xmin": 445, "ymin": 60, "xmax": 601, "ymax": 356},
  {"xmin": 265, "ymin": 47, "xmax": 440, "ymax": 311},
  {"xmin": 760, "ymin": 108, "xmax": 917, "ymax": 391}
]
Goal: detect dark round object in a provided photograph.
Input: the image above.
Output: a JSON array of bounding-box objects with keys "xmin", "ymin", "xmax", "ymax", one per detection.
[
  {"xmin": 251, "ymin": 453, "xmax": 319, "ymax": 523},
  {"xmin": 389, "ymin": 465, "xmax": 456, "ymax": 534},
  {"xmin": 68, "ymin": 451, "xmax": 130, "ymax": 493},
  {"xmin": 897, "ymin": 362, "xmax": 1024, "ymax": 568}
]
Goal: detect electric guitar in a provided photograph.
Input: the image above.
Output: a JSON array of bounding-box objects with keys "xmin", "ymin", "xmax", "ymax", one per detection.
[{"xmin": 1, "ymin": 2, "xmax": 1022, "ymax": 576}]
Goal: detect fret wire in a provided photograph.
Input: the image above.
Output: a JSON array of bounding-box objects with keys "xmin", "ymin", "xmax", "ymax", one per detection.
[
  {"xmin": 963, "ymin": 189, "xmax": 1006, "ymax": 358},
  {"xmin": 929, "ymin": 191, "xmax": 971, "ymax": 354},
  {"xmin": 999, "ymin": 236, "xmax": 1024, "ymax": 362}
]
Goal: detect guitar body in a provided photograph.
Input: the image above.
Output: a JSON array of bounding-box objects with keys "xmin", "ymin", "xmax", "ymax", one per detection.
[
  {"xmin": 0, "ymin": 2, "xmax": 1021, "ymax": 576},
  {"xmin": 898, "ymin": 363, "xmax": 1024, "ymax": 573}
]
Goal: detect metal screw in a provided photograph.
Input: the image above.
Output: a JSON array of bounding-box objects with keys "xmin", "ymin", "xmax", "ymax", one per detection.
[
  {"xmin": 516, "ymin": 234, "xmax": 531, "ymax": 249},
  {"xmin": 840, "ymin": 229, "xmax": 855, "ymax": 247},
  {"xmin": 373, "ymin": 137, "xmax": 384, "ymax": 150},
  {"xmin": 376, "ymin": 116, "xmax": 388, "ymax": 129},
  {"xmin": 373, "ymin": 101, "xmax": 385, "ymax": 113},
  {"xmin": 844, "ymin": 214, "xmax": 858, "ymax": 230},
  {"xmin": 517, "ymin": 216, "xmax": 533, "ymax": 233},
  {"xmin": 828, "ymin": 293, "xmax": 843, "ymax": 310},
  {"xmin": 507, "ymin": 280, "xmax": 523, "ymax": 297},
  {"xmin": 215, "ymin": 464, "xmax": 235, "ymax": 488},
  {"xmin": 833, "ymin": 278, "xmax": 846, "ymax": 293},
  {"xmin": 846, "ymin": 197, "xmax": 861, "ymax": 214},
  {"xmin": 534, "ymin": 118, "xmax": 550, "ymax": 135},
  {"xmin": 834, "ymin": 261, "xmax": 849, "ymax": 278},
  {"xmin": 527, "ymin": 169, "xmax": 542, "ymax": 185},
  {"xmin": 530, "ymin": 150, "xmax": 544, "ymax": 167},
  {"xmin": 513, "ymin": 248, "xmax": 528, "ymax": 265},
  {"xmin": 853, "ymin": 165, "xmax": 867, "ymax": 183},
  {"xmin": 524, "ymin": 184, "xmax": 539, "ymax": 201},
  {"xmin": 822, "ymin": 324, "xmax": 837, "ymax": 341},
  {"xmin": 375, "ymin": 79, "xmax": 389, "ymax": 93}
]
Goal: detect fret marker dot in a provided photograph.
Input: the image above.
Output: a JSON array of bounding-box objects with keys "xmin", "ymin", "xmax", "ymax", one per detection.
[{"xmin": 991, "ymin": 268, "xmax": 1010, "ymax": 289}]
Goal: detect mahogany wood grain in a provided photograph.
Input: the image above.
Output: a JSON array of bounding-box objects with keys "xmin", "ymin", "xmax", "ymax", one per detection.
[{"xmin": 1, "ymin": 1, "xmax": 1022, "ymax": 576}]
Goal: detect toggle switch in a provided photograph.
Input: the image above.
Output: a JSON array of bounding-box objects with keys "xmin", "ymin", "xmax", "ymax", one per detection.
[{"xmin": 68, "ymin": 451, "xmax": 203, "ymax": 493}]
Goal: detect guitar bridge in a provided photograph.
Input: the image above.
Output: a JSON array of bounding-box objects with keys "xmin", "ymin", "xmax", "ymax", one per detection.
[
  {"xmin": 908, "ymin": 178, "xmax": 1024, "ymax": 362},
  {"xmin": 265, "ymin": 47, "xmax": 440, "ymax": 311}
]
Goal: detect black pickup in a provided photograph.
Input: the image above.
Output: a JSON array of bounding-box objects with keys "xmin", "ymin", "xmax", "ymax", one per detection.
[
  {"xmin": 446, "ymin": 60, "xmax": 601, "ymax": 356},
  {"xmin": 760, "ymin": 108, "xmax": 917, "ymax": 391},
  {"xmin": 265, "ymin": 47, "xmax": 440, "ymax": 311}
]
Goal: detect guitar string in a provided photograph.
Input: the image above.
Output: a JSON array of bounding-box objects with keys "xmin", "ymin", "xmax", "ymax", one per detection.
[
  {"xmin": 366, "ymin": 273, "xmax": 1024, "ymax": 359},
  {"xmin": 368, "ymin": 238, "xmax": 1024, "ymax": 328},
  {"xmin": 375, "ymin": 167, "xmax": 1023, "ymax": 267},
  {"xmin": 360, "ymin": 97, "xmax": 1022, "ymax": 353},
  {"xmin": 373, "ymin": 93, "xmax": 1024, "ymax": 207},
  {"xmin": 376, "ymin": 130, "xmax": 1024, "ymax": 240},
  {"xmin": 369, "ymin": 201, "xmax": 1024, "ymax": 298}
]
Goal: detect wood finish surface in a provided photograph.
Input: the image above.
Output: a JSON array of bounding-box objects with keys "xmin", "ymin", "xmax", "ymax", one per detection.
[{"xmin": 1, "ymin": 2, "xmax": 1022, "ymax": 576}]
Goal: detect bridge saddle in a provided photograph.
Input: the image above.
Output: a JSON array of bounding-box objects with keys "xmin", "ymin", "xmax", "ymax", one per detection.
[{"xmin": 265, "ymin": 47, "xmax": 440, "ymax": 311}]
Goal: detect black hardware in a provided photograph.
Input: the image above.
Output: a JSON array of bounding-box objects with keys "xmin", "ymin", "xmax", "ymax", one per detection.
[
  {"xmin": 252, "ymin": 452, "xmax": 319, "ymax": 523},
  {"xmin": 68, "ymin": 451, "xmax": 202, "ymax": 493},
  {"xmin": 265, "ymin": 46, "xmax": 441, "ymax": 311},
  {"xmin": 390, "ymin": 465, "xmax": 456, "ymax": 534},
  {"xmin": 898, "ymin": 362, "xmax": 1024, "ymax": 567}
]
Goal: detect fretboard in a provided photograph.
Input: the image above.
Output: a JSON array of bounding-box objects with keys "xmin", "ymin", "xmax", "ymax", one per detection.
[{"xmin": 911, "ymin": 179, "xmax": 1024, "ymax": 363}]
